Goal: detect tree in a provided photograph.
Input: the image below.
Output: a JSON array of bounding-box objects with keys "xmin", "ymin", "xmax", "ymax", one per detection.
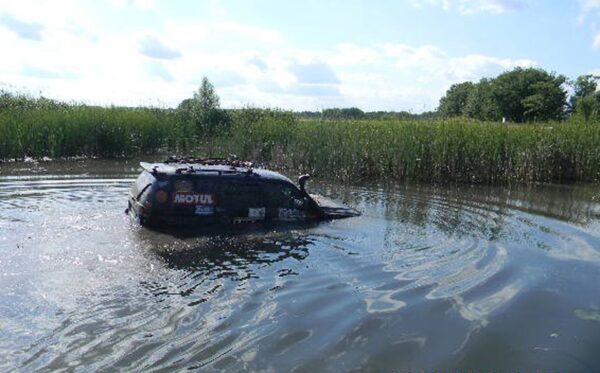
[
  {"xmin": 571, "ymin": 75, "xmax": 598, "ymax": 101},
  {"xmin": 575, "ymin": 94, "xmax": 598, "ymax": 122},
  {"xmin": 522, "ymin": 78, "xmax": 568, "ymax": 121},
  {"xmin": 322, "ymin": 107, "xmax": 365, "ymax": 119},
  {"xmin": 437, "ymin": 68, "xmax": 568, "ymax": 122},
  {"xmin": 491, "ymin": 67, "xmax": 567, "ymax": 122},
  {"xmin": 194, "ymin": 77, "xmax": 220, "ymax": 113},
  {"xmin": 438, "ymin": 82, "xmax": 474, "ymax": 117},
  {"xmin": 569, "ymin": 75, "xmax": 600, "ymax": 121},
  {"xmin": 178, "ymin": 77, "xmax": 229, "ymax": 135},
  {"xmin": 464, "ymin": 78, "xmax": 501, "ymax": 121}
]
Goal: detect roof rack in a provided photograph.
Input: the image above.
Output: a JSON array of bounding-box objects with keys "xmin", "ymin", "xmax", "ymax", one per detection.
[{"xmin": 164, "ymin": 155, "xmax": 254, "ymax": 169}]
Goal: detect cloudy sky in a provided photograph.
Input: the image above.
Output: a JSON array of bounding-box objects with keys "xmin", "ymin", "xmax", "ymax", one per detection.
[{"xmin": 0, "ymin": 0, "xmax": 599, "ymax": 111}]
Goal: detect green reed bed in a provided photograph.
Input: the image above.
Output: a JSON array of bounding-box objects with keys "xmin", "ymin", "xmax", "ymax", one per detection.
[
  {"xmin": 220, "ymin": 116, "xmax": 600, "ymax": 184},
  {"xmin": 3, "ymin": 103, "xmax": 600, "ymax": 184},
  {"xmin": 0, "ymin": 105, "xmax": 193, "ymax": 159}
]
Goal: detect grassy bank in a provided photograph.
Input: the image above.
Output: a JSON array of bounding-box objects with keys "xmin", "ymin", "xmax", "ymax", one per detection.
[{"xmin": 2, "ymin": 103, "xmax": 600, "ymax": 184}]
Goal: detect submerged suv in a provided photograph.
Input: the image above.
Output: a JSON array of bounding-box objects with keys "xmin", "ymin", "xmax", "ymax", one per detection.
[{"xmin": 126, "ymin": 157, "xmax": 360, "ymax": 227}]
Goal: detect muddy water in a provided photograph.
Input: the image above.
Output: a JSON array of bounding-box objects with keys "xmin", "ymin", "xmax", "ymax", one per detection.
[{"xmin": 1, "ymin": 159, "xmax": 599, "ymax": 371}]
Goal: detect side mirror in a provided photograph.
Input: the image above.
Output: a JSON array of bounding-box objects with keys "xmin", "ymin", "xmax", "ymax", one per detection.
[{"xmin": 298, "ymin": 174, "xmax": 311, "ymax": 193}]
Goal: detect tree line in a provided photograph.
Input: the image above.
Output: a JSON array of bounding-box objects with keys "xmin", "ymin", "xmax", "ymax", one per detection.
[
  {"xmin": 175, "ymin": 77, "xmax": 440, "ymax": 135},
  {"xmin": 438, "ymin": 67, "xmax": 600, "ymax": 123},
  {"xmin": 296, "ymin": 108, "xmax": 437, "ymax": 120},
  {"xmin": 179, "ymin": 68, "xmax": 600, "ymax": 128},
  {"xmin": 3, "ymin": 67, "xmax": 598, "ymax": 142}
]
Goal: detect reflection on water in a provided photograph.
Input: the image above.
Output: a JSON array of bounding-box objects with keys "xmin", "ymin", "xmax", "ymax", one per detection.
[{"xmin": 0, "ymin": 159, "xmax": 599, "ymax": 371}]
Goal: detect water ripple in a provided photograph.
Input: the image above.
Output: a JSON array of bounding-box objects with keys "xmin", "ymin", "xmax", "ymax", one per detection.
[{"xmin": 1, "ymin": 162, "xmax": 599, "ymax": 371}]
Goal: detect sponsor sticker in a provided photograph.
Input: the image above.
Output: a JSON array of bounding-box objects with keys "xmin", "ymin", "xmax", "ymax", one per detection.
[
  {"xmin": 173, "ymin": 193, "xmax": 215, "ymax": 205},
  {"xmin": 155, "ymin": 190, "xmax": 168, "ymax": 203},
  {"xmin": 278, "ymin": 208, "xmax": 305, "ymax": 221},
  {"xmin": 195, "ymin": 205, "xmax": 215, "ymax": 216},
  {"xmin": 248, "ymin": 207, "xmax": 266, "ymax": 220},
  {"xmin": 233, "ymin": 217, "xmax": 258, "ymax": 224}
]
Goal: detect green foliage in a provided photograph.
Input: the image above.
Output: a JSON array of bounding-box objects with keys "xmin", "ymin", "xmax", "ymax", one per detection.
[
  {"xmin": 570, "ymin": 75, "xmax": 600, "ymax": 121},
  {"xmin": 521, "ymin": 78, "xmax": 567, "ymax": 121},
  {"xmin": 194, "ymin": 77, "xmax": 220, "ymax": 111},
  {"xmin": 0, "ymin": 92, "xmax": 188, "ymax": 159},
  {"xmin": 225, "ymin": 108, "xmax": 298, "ymax": 161},
  {"xmin": 570, "ymin": 75, "xmax": 598, "ymax": 107},
  {"xmin": 4, "ymin": 83, "xmax": 600, "ymax": 185},
  {"xmin": 464, "ymin": 78, "xmax": 501, "ymax": 121},
  {"xmin": 574, "ymin": 94, "xmax": 599, "ymax": 122},
  {"xmin": 438, "ymin": 82, "xmax": 474, "ymax": 117},
  {"xmin": 439, "ymin": 67, "xmax": 567, "ymax": 122},
  {"xmin": 177, "ymin": 77, "xmax": 230, "ymax": 136},
  {"xmin": 296, "ymin": 109, "xmax": 437, "ymax": 120},
  {"xmin": 322, "ymin": 107, "xmax": 364, "ymax": 120},
  {"xmin": 492, "ymin": 68, "xmax": 567, "ymax": 122},
  {"xmin": 210, "ymin": 114, "xmax": 600, "ymax": 184},
  {"xmin": 3, "ymin": 92, "xmax": 600, "ymax": 184}
]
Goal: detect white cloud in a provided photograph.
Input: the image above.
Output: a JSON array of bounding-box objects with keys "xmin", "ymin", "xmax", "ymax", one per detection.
[
  {"xmin": 578, "ymin": 1, "xmax": 600, "ymax": 49},
  {"xmin": 0, "ymin": 1, "xmax": 537, "ymax": 111},
  {"xmin": 112, "ymin": 0, "xmax": 155, "ymax": 10},
  {"xmin": 144, "ymin": 61, "xmax": 174, "ymax": 82},
  {"xmin": 581, "ymin": 0, "xmax": 600, "ymax": 12},
  {"xmin": 164, "ymin": 21, "xmax": 283, "ymax": 47},
  {"xmin": 578, "ymin": 0, "xmax": 600, "ymax": 24},
  {"xmin": 410, "ymin": 0, "xmax": 451, "ymax": 10},
  {"xmin": 289, "ymin": 62, "xmax": 340, "ymax": 84},
  {"xmin": 594, "ymin": 33, "xmax": 600, "ymax": 49},
  {"xmin": 0, "ymin": 13, "xmax": 44, "ymax": 40},
  {"xmin": 410, "ymin": 0, "xmax": 528, "ymax": 14},
  {"xmin": 381, "ymin": 43, "xmax": 535, "ymax": 83},
  {"xmin": 138, "ymin": 35, "xmax": 182, "ymax": 59},
  {"xmin": 330, "ymin": 43, "xmax": 382, "ymax": 66}
]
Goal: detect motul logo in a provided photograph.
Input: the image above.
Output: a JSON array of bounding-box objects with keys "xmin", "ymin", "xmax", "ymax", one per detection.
[{"xmin": 173, "ymin": 193, "xmax": 214, "ymax": 205}]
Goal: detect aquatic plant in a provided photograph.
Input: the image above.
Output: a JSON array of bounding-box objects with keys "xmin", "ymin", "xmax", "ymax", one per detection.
[
  {"xmin": 0, "ymin": 103, "xmax": 193, "ymax": 158},
  {"xmin": 2, "ymin": 97, "xmax": 600, "ymax": 184},
  {"xmin": 218, "ymin": 114, "xmax": 600, "ymax": 184}
]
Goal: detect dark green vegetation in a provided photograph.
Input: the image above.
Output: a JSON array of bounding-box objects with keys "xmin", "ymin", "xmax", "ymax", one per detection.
[
  {"xmin": 438, "ymin": 68, "xmax": 600, "ymax": 123},
  {"xmin": 2, "ymin": 69, "xmax": 600, "ymax": 184},
  {"xmin": 220, "ymin": 115, "xmax": 600, "ymax": 183},
  {"xmin": 0, "ymin": 91, "xmax": 189, "ymax": 158}
]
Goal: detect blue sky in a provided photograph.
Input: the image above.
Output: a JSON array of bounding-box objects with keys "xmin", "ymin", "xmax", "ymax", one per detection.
[{"xmin": 0, "ymin": 0, "xmax": 599, "ymax": 111}]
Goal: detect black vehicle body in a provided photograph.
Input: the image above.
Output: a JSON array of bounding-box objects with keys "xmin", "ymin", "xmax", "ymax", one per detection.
[{"xmin": 126, "ymin": 157, "xmax": 359, "ymax": 227}]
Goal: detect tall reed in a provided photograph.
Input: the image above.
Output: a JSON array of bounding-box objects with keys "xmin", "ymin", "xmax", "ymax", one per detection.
[
  {"xmin": 2, "ymin": 100, "xmax": 600, "ymax": 184},
  {"xmin": 219, "ymin": 115, "xmax": 600, "ymax": 184},
  {"xmin": 0, "ymin": 105, "xmax": 192, "ymax": 159}
]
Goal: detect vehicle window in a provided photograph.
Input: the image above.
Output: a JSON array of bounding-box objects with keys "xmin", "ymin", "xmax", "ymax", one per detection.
[
  {"xmin": 134, "ymin": 171, "xmax": 155, "ymax": 194},
  {"xmin": 265, "ymin": 183, "xmax": 306, "ymax": 209},
  {"xmin": 194, "ymin": 178, "xmax": 220, "ymax": 194},
  {"xmin": 220, "ymin": 183, "xmax": 263, "ymax": 209},
  {"xmin": 174, "ymin": 178, "xmax": 193, "ymax": 192}
]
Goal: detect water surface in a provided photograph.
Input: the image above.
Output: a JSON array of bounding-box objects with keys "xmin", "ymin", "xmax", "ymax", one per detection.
[{"xmin": 1, "ymin": 159, "xmax": 599, "ymax": 371}]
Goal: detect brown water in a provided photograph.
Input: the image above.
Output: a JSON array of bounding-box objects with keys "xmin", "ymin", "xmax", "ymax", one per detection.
[{"xmin": 1, "ymin": 159, "xmax": 599, "ymax": 371}]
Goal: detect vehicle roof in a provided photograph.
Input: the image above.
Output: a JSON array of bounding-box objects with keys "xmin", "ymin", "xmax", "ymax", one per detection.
[{"xmin": 140, "ymin": 162, "xmax": 293, "ymax": 184}]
